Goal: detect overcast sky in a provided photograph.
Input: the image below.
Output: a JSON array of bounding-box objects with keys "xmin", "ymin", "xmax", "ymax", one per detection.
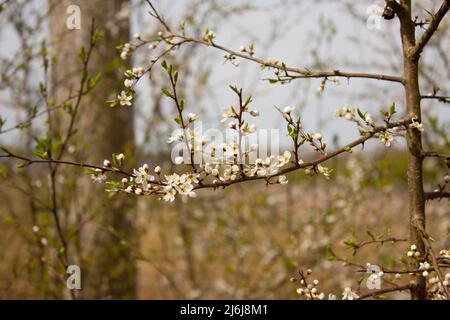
[{"xmin": 1, "ymin": 0, "xmax": 449, "ymax": 153}]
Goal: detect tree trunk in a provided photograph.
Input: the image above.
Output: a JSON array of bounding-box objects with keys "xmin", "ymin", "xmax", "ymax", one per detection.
[
  {"xmin": 49, "ymin": 0, "xmax": 136, "ymax": 299},
  {"xmin": 398, "ymin": 0, "xmax": 427, "ymax": 299}
]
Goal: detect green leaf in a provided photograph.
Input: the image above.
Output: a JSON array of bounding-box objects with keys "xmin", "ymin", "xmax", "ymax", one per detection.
[
  {"xmin": 325, "ymin": 246, "xmax": 336, "ymax": 261},
  {"xmin": 107, "ymin": 100, "xmax": 118, "ymax": 107},
  {"xmin": 92, "ymin": 30, "xmax": 103, "ymax": 45},
  {"xmin": 366, "ymin": 229, "xmax": 376, "ymax": 240},
  {"xmin": 87, "ymin": 72, "xmax": 102, "ymax": 91},
  {"xmin": 161, "ymin": 88, "xmax": 173, "ymax": 98},
  {"xmin": 357, "ymin": 108, "xmax": 365, "ymax": 120},
  {"xmin": 124, "ymin": 70, "xmax": 135, "ymax": 78},
  {"xmin": 17, "ymin": 162, "xmax": 31, "ymax": 169},
  {"xmin": 243, "ymin": 95, "xmax": 252, "ymax": 107},
  {"xmin": 0, "ymin": 116, "xmax": 6, "ymax": 130},
  {"xmin": 228, "ymin": 85, "xmax": 240, "ymax": 95},
  {"xmin": 34, "ymin": 150, "xmax": 49, "ymax": 160},
  {"xmin": 179, "ymin": 20, "xmax": 185, "ymax": 31},
  {"xmin": 78, "ymin": 46, "xmax": 87, "ymax": 61},
  {"xmin": 344, "ymin": 239, "xmax": 359, "ymax": 256},
  {"xmin": 287, "ymin": 124, "xmax": 297, "ymax": 140},
  {"xmin": 111, "ymin": 153, "xmax": 118, "ymax": 167},
  {"xmin": 180, "ymin": 99, "xmax": 185, "ymax": 111},
  {"xmin": 40, "ymin": 42, "xmax": 48, "ymax": 59},
  {"xmin": 389, "ymin": 102, "xmax": 396, "ymax": 115},
  {"xmin": 34, "ymin": 136, "xmax": 52, "ymax": 159},
  {"xmin": 161, "ymin": 60, "xmax": 168, "ymax": 71},
  {"xmin": 38, "ymin": 82, "xmax": 46, "ymax": 95},
  {"xmin": 62, "ymin": 102, "xmax": 74, "ymax": 114}
]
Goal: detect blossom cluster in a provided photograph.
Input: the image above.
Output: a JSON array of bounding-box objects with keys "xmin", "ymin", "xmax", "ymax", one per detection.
[{"xmin": 294, "ymin": 269, "xmax": 358, "ymax": 300}]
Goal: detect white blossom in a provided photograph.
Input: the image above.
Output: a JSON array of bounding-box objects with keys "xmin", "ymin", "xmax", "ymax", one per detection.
[
  {"xmin": 117, "ymin": 90, "xmax": 132, "ymax": 106},
  {"xmin": 249, "ymin": 110, "xmax": 260, "ymax": 117},
  {"xmin": 283, "ymin": 106, "xmax": 295, "ymax": 115},
  {"xmin": 133, "ymin": 165, "xmax": 155, "ymax": 189},
  {"xmin": 278, "ymin": 175, "xmax": 288, "ymax": 185},
  {"xmin": 132, "ymin": 67, "xmax": 145, "ymax": 77},
  {"xmin": 365, "ymin": 113, "xmax": 374, "ymax": 125},
  {"xmin": 240, "ymin": 122, "xmax": 256, "ymax": 135},
  {"xmin": 277, "ymin": 151, "xmax": 291, "ymax": 167},
  {"xmin": 221, "ymin": 108, "xmax": 234, "ymax": 122},
  {"xmin": 174, "ymin": 156, "xmax": 184, "ymax": 165},
  {"xmin": 163, "ymin": 185, "xmax": 176, "ymax": 202},
  {"xmin": 317, "ymin": 164, "xmax": 332, "ymax": 179},
  {"xmin": 40, "ymin": 237, "xmax": 48, "ymax": 246},
  {"xmin": 419, "ymin": 262, "xmax": 430, "ymax": 270},
  {"xmin": 335, "ymin": 106, "xmax": 356, "ymax": 120},
  {"xmin": 124, "ymin": 79, "xmax": 134, "ymax": 88},
  {"xmin": 409, "ymin": 118, "xmax": 424, "ymax": 132},
  {"xmin": 188, "ymin": 113, "xmax": 198, "ymax": 122},
  {"xmin": 167, "ymin": 129, "xmax": 184, "ymax": 143},
  {"xmin": 91, "ymin": 170, "xmax": 106, "ymax": 183},
  {"xmin": 379, "ymin": 131, "xmax": 394, "ymax": 147},
  {"xmin": 342, "ymin": 287, "xmax": 359, "ymax": 300}
]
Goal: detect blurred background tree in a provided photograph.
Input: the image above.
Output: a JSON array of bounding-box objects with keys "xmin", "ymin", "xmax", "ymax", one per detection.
[{"xmin": 48, "ymin": 0, "xmax": 136, "ymax": 299}]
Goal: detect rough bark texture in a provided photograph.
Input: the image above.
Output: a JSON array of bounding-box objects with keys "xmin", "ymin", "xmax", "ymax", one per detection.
[
  {"xmin": 49, "ymin": 0, "xmax": 136, "ymax": 299},
  {"xmin": 398, "ymin": 0, "xmax": 426, "ymax": 299}
]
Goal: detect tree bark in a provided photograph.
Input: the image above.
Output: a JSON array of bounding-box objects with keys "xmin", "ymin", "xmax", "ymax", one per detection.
[
  {"xmin": 398, "ymin": 0, "xmax": 426, "ymax": 299},
  {"xmin": 49, "ymin": 0, "xmax": 136, "ymax": 299}
]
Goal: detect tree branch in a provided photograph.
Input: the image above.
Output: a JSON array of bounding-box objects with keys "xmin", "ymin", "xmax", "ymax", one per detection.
[
  {"xmin": 421, "ymin": 95, "xmax": 450, "ymax": 104},
  {"xmin": 357, "ymin": 284, "xmax": 412, "ymax": 300},
  {"xmin": 196, "ymin": 118, "xmax": 413, "ymax": 190},
  {"xmin": 0, "ymin": 147, "xmax": 133, "ymax": 177},
  {"xmin": 412, "ymin": 0, "xmax": 450, "ymax": 58},
  {"xmin": 424, "ymin": 191, "xmax": 450, "ymax": 200},
  {"xmin": 146, "ymin": 1, "xmax": 404, "ymax": 84}
]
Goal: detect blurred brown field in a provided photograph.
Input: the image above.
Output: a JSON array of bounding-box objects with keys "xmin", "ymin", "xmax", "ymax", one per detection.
[{"xmin": 2, "ymin": 151, "xmax": 448, "ymax": 299}]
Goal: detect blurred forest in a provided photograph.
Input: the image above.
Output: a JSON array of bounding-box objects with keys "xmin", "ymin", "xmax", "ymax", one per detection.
[{"xmin": 0, "ymin": 0, "xmax": 449, "ymax": 299}]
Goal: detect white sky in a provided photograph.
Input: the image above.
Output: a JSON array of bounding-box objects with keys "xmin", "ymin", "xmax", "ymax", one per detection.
[{"xmin": 1, "ymin": 0, "xmax": 449, "ymax": 153}]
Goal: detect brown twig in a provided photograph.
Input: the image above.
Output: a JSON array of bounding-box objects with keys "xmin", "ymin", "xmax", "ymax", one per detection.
[
  {"xmin": 145, "ymin": 1, "xmax": 404, "ymax": 84},
  {"xmin": 357, "ymin": 284, "xmax": 412, "ymax": 300},
  {"xmin": 412, "ymin": 0, "xmax": 450, "ymax": 59}
]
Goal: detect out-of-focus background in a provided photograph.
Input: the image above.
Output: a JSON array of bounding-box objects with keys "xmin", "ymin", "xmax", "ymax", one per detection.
[{"xmin": 0, "ymin": 0, "xmax": 449, "ymax": 299}]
